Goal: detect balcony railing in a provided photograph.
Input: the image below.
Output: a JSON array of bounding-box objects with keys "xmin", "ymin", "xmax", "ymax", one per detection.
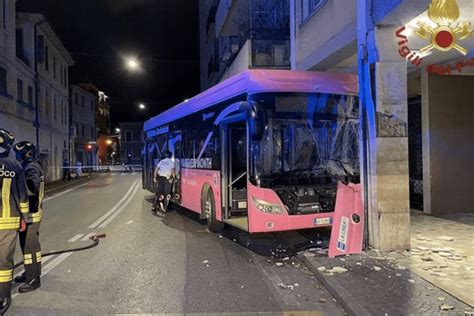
[{"xmin": 251, "ymin": 38, "xmax": 290, "ymax": 68}]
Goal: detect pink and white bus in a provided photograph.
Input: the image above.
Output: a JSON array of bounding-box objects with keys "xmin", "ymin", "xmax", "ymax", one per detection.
[{"xmin": 143, "ymin": 70, "xmax": 360, "ymax": 234}]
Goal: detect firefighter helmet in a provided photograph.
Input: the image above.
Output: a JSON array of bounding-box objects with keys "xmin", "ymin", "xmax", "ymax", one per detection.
[
  {"xmin": 0, "ymin": 128, "xmax": 15, "ymax": 153},
  {"xmin": 14, "ymin": 141, "xmax": 37, "ymax": 162}
]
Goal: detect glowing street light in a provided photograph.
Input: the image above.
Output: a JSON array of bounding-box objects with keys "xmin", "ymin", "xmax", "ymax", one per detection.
[
  {"xmin": 125, "ymin": 57, "xmax": 140, "ymax": 71},
  {"xmin": 139, "ymin": 103, "xmax": 146, "ymax": 110},
  {"xmin": 115, "ymin": 128, "xmax": 121, "ymax": 133},
  {"xmin": 106, "ymin": 139, "xmax": 113, "ymax": 146}
]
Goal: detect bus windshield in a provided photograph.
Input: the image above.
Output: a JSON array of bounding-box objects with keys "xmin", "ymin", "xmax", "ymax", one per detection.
[{"xmin": 249, "ymin": 93, "xmax": 360, "ymax": 188}]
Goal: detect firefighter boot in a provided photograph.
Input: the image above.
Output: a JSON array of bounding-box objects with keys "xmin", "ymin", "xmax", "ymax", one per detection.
[
  {"xmin": 18, "ymin": 277, "xmax": 41, "ymax": 293},
  {"xmin": 14, "ymin": 273, "xmax": 26, "ymax": 283},
  {"xmin": 0, "ymin": 296, "xmax": 11, "ymax": 315}
]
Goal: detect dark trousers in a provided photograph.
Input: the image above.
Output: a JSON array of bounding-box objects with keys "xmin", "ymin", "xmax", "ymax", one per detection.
[
  {"xmin": 19, "ymin": 222, "xmax": 41, "ymax": 282},
  {"xmin": 153, "ymin": 177, "xmax": 172, "ymax": 210},
  {"xmin": 0, "ymin": 230, "xmax": 17, "ymax": 299},
  {"xmin": 63, "ymin": 170, "xmax": 71, "ymax": 182}
]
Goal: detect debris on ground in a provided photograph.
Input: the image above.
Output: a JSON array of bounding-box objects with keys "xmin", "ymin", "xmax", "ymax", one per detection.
[
  {"xmin": 317, "ymin": 266, "xmax": 326, "ymax": 272},
  {"xmin": 275, "ymin": 262, "xmax": 284, "ymax": 267},
  {"xmin": 327, "ymin": 266, "xmax": 348, "ymax": 274},
  {"xmin": 439, "ymin": 304, "xmax": 455, "ymax": 311},
  {"xmin": 319, "ymin": 298, "xmax": 327, "ymax": 303},
  {"xmin": 202, "ymin": 260, "xmax": 209, "ymax": 264},
  {"xmin": 303, "ymin": 252, "xmax": 316, "ymax": 258},
  {"xmin": 408, "ymin": 279, "xmax": 415, "ymax": 284},
  {"xmin": 437, "ymin": 236, "xmax": 454, "ymax": 241},
  {"xmin": 373, "ymin": 266, "xmax": 382, "ymax": 271}
]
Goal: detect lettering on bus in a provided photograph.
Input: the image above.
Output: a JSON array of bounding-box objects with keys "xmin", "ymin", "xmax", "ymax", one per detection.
[
  {"xmin": 146, "ymin": 125, "xmax": 169, "ymax": 138},
  {"xmin": 181, "ymin": 158, "xmax": 213, "ymax": 169},
  {"xmin": 202, "ymin": 112, "xmax": 215, "ymax": 121}
]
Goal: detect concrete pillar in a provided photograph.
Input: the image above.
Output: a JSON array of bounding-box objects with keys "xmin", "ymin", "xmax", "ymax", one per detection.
[{"xmin": 365, "ymin": 26, "xmax": 411, "ymax": 251}]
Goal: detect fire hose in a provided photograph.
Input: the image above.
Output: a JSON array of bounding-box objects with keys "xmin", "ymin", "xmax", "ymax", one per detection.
[{"xmin": 13, "ymin": 233, "xmax": 106, "ymax": 270}]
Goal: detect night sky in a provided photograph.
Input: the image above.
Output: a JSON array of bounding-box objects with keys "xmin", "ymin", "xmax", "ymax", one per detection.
[{"xmin": 17, "ymin": 0, "xmax": 200, "ymax": 127}]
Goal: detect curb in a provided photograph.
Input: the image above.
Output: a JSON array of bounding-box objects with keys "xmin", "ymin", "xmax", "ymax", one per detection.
[{"xmin": 298, "ymin": 254, "xmax": 371, "ymax": 316}]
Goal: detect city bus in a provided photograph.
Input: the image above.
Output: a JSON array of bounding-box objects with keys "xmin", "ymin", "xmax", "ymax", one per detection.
[{"xmin": 143, "ymin": 70, "xmax": 360, "ymax": 234}]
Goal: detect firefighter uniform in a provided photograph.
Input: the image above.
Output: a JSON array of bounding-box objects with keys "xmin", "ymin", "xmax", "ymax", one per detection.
[
  {"xmin": 19, "ymin": 160, "xmax": 44, "ymax": 284},
  {"xmin": 0, "ymin": 156, "xmax": 29, "ymax": 300}
]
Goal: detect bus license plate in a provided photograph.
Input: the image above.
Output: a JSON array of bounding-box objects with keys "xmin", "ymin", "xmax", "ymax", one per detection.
[{"xmin": 314, "ymin": 217, "xmax": 332, "ymax": 226}]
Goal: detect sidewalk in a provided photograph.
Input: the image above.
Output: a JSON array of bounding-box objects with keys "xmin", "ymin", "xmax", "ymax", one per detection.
[{"xmin": 299, "ymin": 250, "xmax": 472, "ymax": 315}]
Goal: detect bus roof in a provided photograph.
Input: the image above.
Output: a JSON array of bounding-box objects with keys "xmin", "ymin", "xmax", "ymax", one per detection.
[{"xmin": 144, "ymin": 69, "xmax": 358, "ymax": 131}]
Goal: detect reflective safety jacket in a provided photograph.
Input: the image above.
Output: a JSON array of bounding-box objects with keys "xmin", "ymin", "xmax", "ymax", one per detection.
[
  {"xmin": 0, "ymin": 156, "xmax": 29, "ymax": 230},
  {"xmin": 24, "ymin": 160, "xmax": 44, "ymax": 223}
]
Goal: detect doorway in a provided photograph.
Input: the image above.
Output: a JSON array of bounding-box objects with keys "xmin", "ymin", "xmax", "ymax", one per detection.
[{"xmin": 221, "ymin": 120, "xmax": 249, "ymax": 230}]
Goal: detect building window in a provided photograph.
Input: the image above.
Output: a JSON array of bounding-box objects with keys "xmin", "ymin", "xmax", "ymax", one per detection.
[
  {"xmin": 125, "ymin": 130, "xmax": 133, "ymax": 142},
  {"xmin": 75, "ymin": 92, "xmax": 78, "ymax": 105},
  {"xmin": 90, "ymin": 100, "xmax": 94, "ymax": 111},
  {"xmin": 45, "ymin": 89, "xmax": 49, "ymax": 115},
  {"xmin": 17, "ymin": 78, "xmax": 23, "ymax": 102},
  {"xmin": 0, "ymin": 67, "xmax": 7, "ymax": 95},
  {"xmin": 53, "ymin": 57, "xmax": 57, "ymax": 79},
  {"xmin": 91, "ymin": 127, "xmax": 94, "ymax": 138},
  {"xmin": 27, "ymin": 85, "xmax": 33, "ymax": 106},
  {"xmin": 81, "ymin": 125, "xmax": 85, "ymax": 137},
  {"xmin": 53, "ymin": 95, "xmax": 57, "ymax": 120},
  {"xmin": 63, "ymin": 68, "xmax": 67, "ymax": 87},
  {"xmin": 301, "ymin": 0, "xmax": 327, "ymax": 24},
  {"xmin": 45, "ymin": 46, "xmax": 49, "ymax": 70},
  {"xmin": 81, "ymin": 95, "xmax": 85, "ymax": 107}
]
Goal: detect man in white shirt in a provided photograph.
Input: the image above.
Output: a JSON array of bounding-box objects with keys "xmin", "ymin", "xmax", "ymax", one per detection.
[{"xmin": 152, "ymin": 151, "xmax": 175, "ymax": 214}]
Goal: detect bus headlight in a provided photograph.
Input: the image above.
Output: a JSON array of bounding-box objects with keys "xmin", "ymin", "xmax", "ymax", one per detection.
[{"xmin": 252, "ymin": 197, "xmax": 284, "ymax": 214}]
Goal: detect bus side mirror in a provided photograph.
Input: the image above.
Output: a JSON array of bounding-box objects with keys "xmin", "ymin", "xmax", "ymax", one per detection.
[{"xmin": 240, "ymin": 102, "xmax": 266, "ymax": 141}]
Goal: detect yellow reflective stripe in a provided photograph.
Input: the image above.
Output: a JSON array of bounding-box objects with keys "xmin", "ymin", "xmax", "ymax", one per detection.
[
  {"xmin": 20, "ymin": 202, "xmax": 29, "ymax": 213},
  {"xmin": 36, "ymin": 251, "xmax": 42, "ymax": 262},
  {"xmin": 0, "ymin": 270, "xmax": 12, "ymax": 282},
  {"xmin": 0, "ymin": 217, "xmax": 20, "ymax": 224},
  {"xmin": 0, "ymin": 217, "xmax": 20, "ymax": 230},
  {"xmin": 24, "ymin": 259, "xmax": 33, "ymax": 265},
  {"xmin": 39, "ymin": 182, "xmax": 44, "ymax": 211},
  {"xmin": 2, "ymin": 178, "xmax": 12, "ymax": 218},
  {"xmin": 31, "ymin": 211, "xmax": 42, "ymax": 223},
  {"xmin": 0, "ymin": 223, "xmax": 20, "ymax": 230},
  {"xmin": 24, "ymin": 254, "xmax": 32, "ymax": 260}
]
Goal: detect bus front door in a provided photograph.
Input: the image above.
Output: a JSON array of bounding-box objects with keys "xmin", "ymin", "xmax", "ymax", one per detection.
[{"xmin": 221, "ymin": 120, "xmax": 249, "ymax": 231}]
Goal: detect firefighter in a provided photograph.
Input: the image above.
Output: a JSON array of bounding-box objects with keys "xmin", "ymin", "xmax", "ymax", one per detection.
[
  {"xmin": 0, "ymin": 129, "xmax": 29, "ymax": 314},
  {"xmin": 13, "ymin": 141, "xmax": 44, "ymax": 293},
  {"xmin": 152, "ymin": 151, "xmax": 175, "ymax": 214}
]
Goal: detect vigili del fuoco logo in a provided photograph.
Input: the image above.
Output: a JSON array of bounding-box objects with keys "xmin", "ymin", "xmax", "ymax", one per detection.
[{"xmin": 396, "ymin": 0, "xmax": 472, "ymax": 68}]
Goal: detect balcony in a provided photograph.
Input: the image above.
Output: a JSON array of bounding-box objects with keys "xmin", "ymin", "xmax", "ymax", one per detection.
[
  {"xmin": 215, "ymin": 0, "xmax": 250, "ymax": 37},
  {"xmin": 219, "ymin": 33, "xmax": 290, "ymax": 81}
]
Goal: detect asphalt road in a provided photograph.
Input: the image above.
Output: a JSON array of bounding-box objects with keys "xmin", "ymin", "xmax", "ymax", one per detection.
[{"xmin": 9, "ymin": 173, "xmax": 345, "ymax": 315}]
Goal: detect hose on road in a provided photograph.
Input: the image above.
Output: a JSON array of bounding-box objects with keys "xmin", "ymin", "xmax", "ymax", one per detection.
[{"xmin": 13, "ymin": 234, "xmax": 107, "ymax": 270}]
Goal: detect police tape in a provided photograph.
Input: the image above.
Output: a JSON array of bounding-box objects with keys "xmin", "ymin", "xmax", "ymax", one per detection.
[{"xmin": 61, "ymin": 164, "xmax": 143, "ymax": 169}]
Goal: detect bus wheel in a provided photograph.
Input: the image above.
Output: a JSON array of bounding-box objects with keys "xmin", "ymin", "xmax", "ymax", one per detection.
[{"xmin": 203, "ymin": 188, "xmax": 224, "ymax": 233}]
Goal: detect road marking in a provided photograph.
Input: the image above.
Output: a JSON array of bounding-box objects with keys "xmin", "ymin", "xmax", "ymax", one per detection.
[
  {"xmin": 68, "ymin": 234, "xmax": 84, "ymax": 242},
  {"xmin": 81, "ymin": 233, "xmax": 96, "ymax": 241},
  {"xmin": 88, "ymin": 179, "xmax": 140, "ymax": 229},
  {"xmin": 98, "ymin": 183, "xmax": 140, "ymax": 228},
  {"xmin": 43, "ymin": 174, "xmax": 107, "ymax": 203}
]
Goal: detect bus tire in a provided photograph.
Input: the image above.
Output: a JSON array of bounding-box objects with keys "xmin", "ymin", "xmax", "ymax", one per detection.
[{"xmin": 202, "ymin": 187, "xmax": 224, "ymax": 233}]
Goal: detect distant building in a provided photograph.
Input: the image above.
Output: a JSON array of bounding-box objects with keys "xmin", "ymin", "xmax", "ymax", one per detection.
[
  {"xmin": 76, "ymin": 83, "xmax": 111, "ymax": 165},
  {"xmin": 70, "ymin": 84, "xmax": 97, "ymax": 167},
  {"xmin": 119, "ymin": 122, "xmax": 143, "ymax": 167},
  {"xmin": 0, "ymin": 8, "xmax": 74, "ymax": 182}
]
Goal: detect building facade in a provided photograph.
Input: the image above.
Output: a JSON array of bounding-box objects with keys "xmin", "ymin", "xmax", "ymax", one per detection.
[
  {"xmin": 119, "ymin": 122, "xmax": 143, "ymax": 167},
  {"xmin": 0, "ymin": 5, "xmax": 74, "ymax": 182},
  {"xmin": 70, "ymin": 84, "xmax": 97, "ymax": 167}
]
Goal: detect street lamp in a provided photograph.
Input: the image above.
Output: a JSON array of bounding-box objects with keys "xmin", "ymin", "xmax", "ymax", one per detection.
[
  {"xmin": 115, "ymin": 128, "xmax": 121, "ymax": 133},
  {"xmin": 139, "ymin": 103, "xmax": 146, "ymax": 110},
  {"xmin": 125, "ymin": 57, "xmax": 141, "ymax": 71}
]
